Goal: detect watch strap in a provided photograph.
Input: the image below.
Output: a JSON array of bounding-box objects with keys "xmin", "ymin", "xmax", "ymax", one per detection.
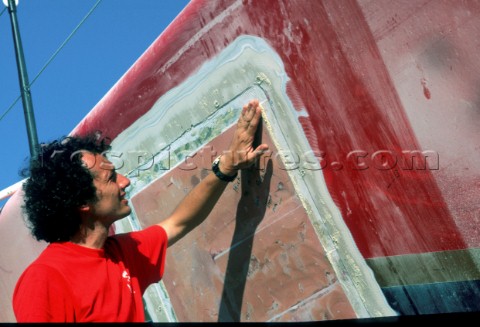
[{"xmin": 212, "ymin": 156, "xmax": 237, "ymax": 182}]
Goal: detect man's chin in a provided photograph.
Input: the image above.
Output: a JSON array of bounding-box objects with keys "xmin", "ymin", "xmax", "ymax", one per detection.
[
  {"xmin": 114, "ymin": 207, "xmax": 132, "ymax": 221},
  {"xmin": 121, "ymin": 208, "xmax": 132, "ymax": 218}
]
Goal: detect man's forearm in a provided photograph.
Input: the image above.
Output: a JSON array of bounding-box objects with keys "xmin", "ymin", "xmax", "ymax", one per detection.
[
  {"xmin": 158, "ymin": 99, "xmax": 268, "ymax": 247},
  {"xmin": 158, "ymin": 170, "xmax": 231, "ymax": 246}
]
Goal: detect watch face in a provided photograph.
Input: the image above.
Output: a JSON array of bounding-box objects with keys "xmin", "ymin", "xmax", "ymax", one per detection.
[{"xmin": 213, "ymin": 156, "xmax": 221, "ymax": 165}]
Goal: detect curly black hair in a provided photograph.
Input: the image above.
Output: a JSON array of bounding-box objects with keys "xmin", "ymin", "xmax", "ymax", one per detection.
[{"xmin": 22, "ymin": 134, "xmax": 111, "ymax": 243}]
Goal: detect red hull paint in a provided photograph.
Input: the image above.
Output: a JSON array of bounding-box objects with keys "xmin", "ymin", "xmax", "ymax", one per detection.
[
  {"xmin": 73, "ymin": 0, "xmax": 478, "ymax": 258},
  {"xmin": 2, "ymin": 0, "xmax": 477, "ymax": 321}
]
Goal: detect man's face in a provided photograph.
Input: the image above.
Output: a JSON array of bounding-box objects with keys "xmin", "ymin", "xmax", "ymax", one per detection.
[{"xmin": 81, "ymin": 152, "xmax": 131, "ymax": 223}]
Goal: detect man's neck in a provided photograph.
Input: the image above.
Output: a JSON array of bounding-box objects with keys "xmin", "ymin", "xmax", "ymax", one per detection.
[{"xmin": 70, "ymin": 221, "xmax": 110, "ymax": 249}]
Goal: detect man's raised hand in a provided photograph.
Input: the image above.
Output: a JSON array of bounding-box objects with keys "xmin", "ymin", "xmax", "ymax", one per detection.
[{"xmin": 218, "ymin": 99, "xmax": 270, "ymax": 175}]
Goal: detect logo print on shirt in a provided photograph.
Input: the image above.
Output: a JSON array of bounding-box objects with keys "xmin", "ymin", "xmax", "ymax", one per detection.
[{"xmin": 122, "ymin": 270, "xmax": 134, "ymax": 293}]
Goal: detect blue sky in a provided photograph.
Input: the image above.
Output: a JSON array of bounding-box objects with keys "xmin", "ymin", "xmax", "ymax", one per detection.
[{"xmin": 0, "ymin": 0, "xmax": 190, "ymax": 206}]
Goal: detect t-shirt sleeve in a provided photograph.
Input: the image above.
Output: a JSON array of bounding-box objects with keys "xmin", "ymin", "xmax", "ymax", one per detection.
[
  {"xmin": 13, "ymin": 264, "xmax": 75, "ymax": 322},
  {"xmin": 113, "ymin": 225, "xmax": 168, "ymax": 292}
]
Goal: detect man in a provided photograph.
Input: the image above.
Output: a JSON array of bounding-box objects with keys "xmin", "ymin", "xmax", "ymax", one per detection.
[{"xmin": 13, "ymin": 99, "xmax": 269, "ymax": 322}]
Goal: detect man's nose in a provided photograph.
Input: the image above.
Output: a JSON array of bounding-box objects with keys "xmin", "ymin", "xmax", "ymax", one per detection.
[{"xmin": 118, "ymin": 174, "xmax": 131, "ymax": 189}]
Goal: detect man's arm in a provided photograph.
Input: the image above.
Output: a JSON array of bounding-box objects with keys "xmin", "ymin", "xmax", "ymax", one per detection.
[{"xmin": 158, "ymin": 99, "xmax": 269, "ymax": 247}]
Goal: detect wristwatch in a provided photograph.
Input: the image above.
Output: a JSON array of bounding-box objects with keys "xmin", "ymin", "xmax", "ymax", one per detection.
[{"xmin": 212, "ymin": 155, "xmax": 237, "ymax": 182}]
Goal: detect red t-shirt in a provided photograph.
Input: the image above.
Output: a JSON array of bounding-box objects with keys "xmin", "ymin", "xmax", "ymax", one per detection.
[{"xmin": 13, "ymin": 225, "xmax": 168, "ymax": 322}]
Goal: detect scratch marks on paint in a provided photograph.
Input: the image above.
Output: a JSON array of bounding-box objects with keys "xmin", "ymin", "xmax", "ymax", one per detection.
[
  {"xmin": 341, "ymin": 191, "xmax": 352, "ymax": 216},
  {"xmin": 266, "ymin": 283, "xmax": 338, "ymax": 322},
  {"xmin": 416, "ymin": 64, "xmax": 432, "ymax": 100},
  {"xmin": 155, "ymin": 0, "xmax": 243, "ymax": 75},
  {"xmin": 421, "ymin": 78, "xmax": 431, "ymax": 100}
]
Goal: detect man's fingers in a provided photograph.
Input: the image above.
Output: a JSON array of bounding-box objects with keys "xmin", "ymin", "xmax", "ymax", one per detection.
[
  {"xmin": 248, "ymin": 144, "xmax": 270, "ymax": 163},
  {"xmin": 242, "ymin": 101, "xmax": 262, "ymax": 134},
  {"xmin": 238, "ymin": 109, "xmax": 250, "ymax": 128},
  {"xmin": 238, "ymin": 99, "xmax": 260, "ymax": 128},
  {"xmin": 247, "ymin": 107, "xmax": 262, "ymax": 131},
  {"xmin": 230, "ymin": 99, "xmax": 268, "ymax": 169},
  {"xmin": 256, "ymin": 144, "xmax": 270, "ymax": 153}
]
